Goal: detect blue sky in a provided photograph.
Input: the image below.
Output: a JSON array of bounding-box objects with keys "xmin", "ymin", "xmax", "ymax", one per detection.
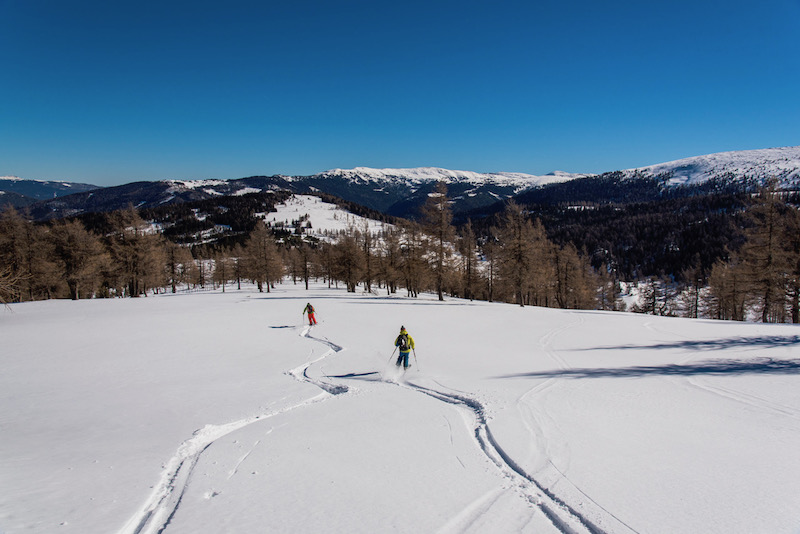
[{"xmin": 2, "ymin": 0, "xmax": 799, "ymax": 186}]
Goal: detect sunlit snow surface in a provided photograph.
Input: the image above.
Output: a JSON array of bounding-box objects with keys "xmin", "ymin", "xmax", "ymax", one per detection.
[
  {"xmin": 628, "ymin": 146, "xmax": 800, "ymax": 188},
  {"xmin": 267, "ymin": 194, "xmax": 393, "ymax": 240},
  {"xmin": 2, "ymin": 284, "xmax": 800, "ymax": 533}
]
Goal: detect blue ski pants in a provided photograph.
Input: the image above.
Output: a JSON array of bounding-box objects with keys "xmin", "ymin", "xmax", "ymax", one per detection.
[{"xmin": 396, "ymin": 352, "xmax": 410, "ymax": 369}]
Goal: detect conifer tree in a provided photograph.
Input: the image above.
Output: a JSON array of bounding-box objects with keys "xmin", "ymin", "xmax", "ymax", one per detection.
[
  {"xmin": 554, "ymin": 243, "xmax": 596, "ymax": 309},
  {"xmin": 49, "ymin": 219, "xmax": 107, "ymax": 300},
  {"xmin": 706, "ymin": 258, "xmax": 747, "ymax": 321},
  {"xmin": 334, "ymin": 226, "xmax": 364, "ymax": 293},
  {"xmin": 784, "ymin": 205, "xmax": 800, "ymax": 323},
  {"xmin": 377, "ymin": 226, "xmax": 402, "ymax": 295},
  {"xmin": 458, "ymin": 219, "xmax": 478, "ymax": 301},
  {"xmin": 739, "ymin": 182, "xmax": 793, "ymax": 322},
  {"xmin": 399, "ymin": 221, "xmax": 427, "ymax": 298},
  {"xmin": 243, "ymin": 221, "xmax": 284, "ymax": 292},
  {"xmin": 497, "ymin": 202, "xmax": 537, "ymax": 306},
  {"xmin": 361, "ymin": 221, "xmax": 374, "ymax": 293},
  {"xmin": 231, "ymin": 243, "xmax": 245, "ymax": 290},
  {"xmin": 213, "ymin": 250, "xmax": 232, "ymax": 292},
  {"xmin": 0, "ymin": 208, "xmax": 53, "ymax": 301},
  {"xmin": 421, "ymin": 182, "xmax": 455, "ymax": 301},
  {"xmin": 106, "ymin": 206, "xmax": 164, "ymax": 297},
  {"xmin": 481, "ymin": 229, "xmax": 500, "ymax": 303}
]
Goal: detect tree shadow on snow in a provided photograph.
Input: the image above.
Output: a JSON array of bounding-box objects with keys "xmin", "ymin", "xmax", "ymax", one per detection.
[
  {"xmin": 575, "ymin": 335, "xmax": 800, "ymax": 353},
  {"xmin": 496, "ymin": 357, "xmax": 800, "ymax": 380}
]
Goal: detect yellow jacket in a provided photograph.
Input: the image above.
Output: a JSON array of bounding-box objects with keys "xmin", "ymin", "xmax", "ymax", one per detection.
[{"xmin": 395, "ymin": 332, "xmax": 415, "ymax": 353}]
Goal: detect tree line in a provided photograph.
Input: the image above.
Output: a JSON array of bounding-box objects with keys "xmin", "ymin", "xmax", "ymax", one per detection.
[{"xmin": 2, "ymin": 183, "xmax": 799, "ymax": 323}]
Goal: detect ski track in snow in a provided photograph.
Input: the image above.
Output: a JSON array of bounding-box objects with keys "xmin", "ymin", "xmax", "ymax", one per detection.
[
  {"xmin": 118, "ymin": 325, "xmax": 347, "ymax": 534},
  {"xmin": 685, "ymin": 376, "xmax": 800, "ymax": 421},
  {"xmin": 401, "ymin": 380, "xmax": 603, "ymax": 534},
  {"xmin": 318, "ymin": 314, "xmax": 634, "ymax": 534},
  {"xmin": 509, "ymin": 311, "xmax": 640, "ymax": 534},
  {"xmin": 121, "ymin": 319, "xmax": 639, "ymax": 534}
]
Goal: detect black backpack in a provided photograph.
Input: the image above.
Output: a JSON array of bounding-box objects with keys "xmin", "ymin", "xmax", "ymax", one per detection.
[{"xmin": 398, "ymin": 333, "xmax": 409, "ymax": 351}]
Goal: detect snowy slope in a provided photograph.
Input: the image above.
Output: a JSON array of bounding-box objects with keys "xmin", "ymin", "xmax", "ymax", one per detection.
[
  {"xmin": 2, "ymin": 284, "xmax": 800, "ymax": 534},
  {"xmin": 267, "ymin": 194, "xmax": 392, "ymax": 240},
  {"xmin": 624, "ymin": 146, "xmax": 800, "ymax": 188},
  {"xmin": 317, "ymin": 166, "xmax": 586, "ymax": 193}
]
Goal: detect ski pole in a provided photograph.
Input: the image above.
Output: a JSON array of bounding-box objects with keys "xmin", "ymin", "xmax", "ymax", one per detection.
[
  {"xmin": 413, "ymin": 350, "xmax": 419, "ymax": 370},
  {"xmin": 388, "ymin": 347, "xmax": 397, "ymax": 362}
]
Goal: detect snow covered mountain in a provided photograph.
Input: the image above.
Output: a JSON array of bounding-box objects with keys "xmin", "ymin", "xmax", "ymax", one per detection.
[
  {"xmin": 316, "ymin": 166, "xmax": 583, "ymax": 190},
  {"xmin": 18, "ymin": 168, "xmax": 582, "ymax": 220},
  {"xmin": 622, "ymin": 146, "xmax": 800, "ymax": 188},
  {"xmin": 6, "ymin": 146, "xmax": 800, "ymax": 221}
]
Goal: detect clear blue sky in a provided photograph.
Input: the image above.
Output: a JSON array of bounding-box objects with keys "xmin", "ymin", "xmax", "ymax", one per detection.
[{"xmin": 2, "ymin": 0, "xmax": 799, "ymax": 186}]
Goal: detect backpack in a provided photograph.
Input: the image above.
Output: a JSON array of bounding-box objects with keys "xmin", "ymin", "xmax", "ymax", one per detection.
[{"xmin": 398, "ymin": 333, "xmax": 409, "ymax": 351}]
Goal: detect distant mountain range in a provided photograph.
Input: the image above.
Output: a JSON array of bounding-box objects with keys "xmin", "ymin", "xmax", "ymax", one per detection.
[
  {"xmin": 629, "ymin": 146, "xmax": 800, "ymax": 187},
  {"xmin": 0, "ymin": 176, "xmax": 99, "ymax": 209},
  {"xmin": 2, "ymin": 146, "xmax": 799, "ymax": 221}
]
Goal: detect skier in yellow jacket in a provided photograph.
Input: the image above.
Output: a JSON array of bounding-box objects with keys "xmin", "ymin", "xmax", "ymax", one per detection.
[{"xmin": 394, "ymin": 326, "xmax": 416, "ymax": 370}]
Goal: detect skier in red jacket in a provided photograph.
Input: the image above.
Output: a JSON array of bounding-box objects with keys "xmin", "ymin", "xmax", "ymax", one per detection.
[{"xmin": 303, "ymin": 303, "xmax": 317, "ymax": 325}]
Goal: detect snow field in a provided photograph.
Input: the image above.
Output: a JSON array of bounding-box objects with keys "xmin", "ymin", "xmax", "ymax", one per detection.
[{"xmin": 2, "ymin": 283, "xmax": 800, "ymax": 533}]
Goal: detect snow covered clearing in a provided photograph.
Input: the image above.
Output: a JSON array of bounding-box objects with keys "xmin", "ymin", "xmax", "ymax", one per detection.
[
  {"xmin": 267, "ymin": 195, "xmax": 392, "ymax": 240},
  {"xmin": 2, "ymin": 283, "xmax": 800, "ymax": 533}
]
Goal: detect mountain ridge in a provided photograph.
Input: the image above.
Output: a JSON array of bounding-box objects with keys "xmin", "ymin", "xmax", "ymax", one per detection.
[{"xmin": 3, "ymin": 145, "xmax": 799, "ymax": 220}]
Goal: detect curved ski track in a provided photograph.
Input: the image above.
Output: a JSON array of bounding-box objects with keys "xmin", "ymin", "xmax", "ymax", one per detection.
[
  {"xmin": 117, "ymin": 326, "xmax": 346, "ymax": 534},
  {"xmin": 515, "ymin": 312, "xmax": 639, "ymax": 534},
  {"xmin": 374, "ymin": 313, "xmax": 636, "ymax": 534},
  {"xmin": 121, "ymin": 321, "xmax": 636, "ymax": 534}
]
